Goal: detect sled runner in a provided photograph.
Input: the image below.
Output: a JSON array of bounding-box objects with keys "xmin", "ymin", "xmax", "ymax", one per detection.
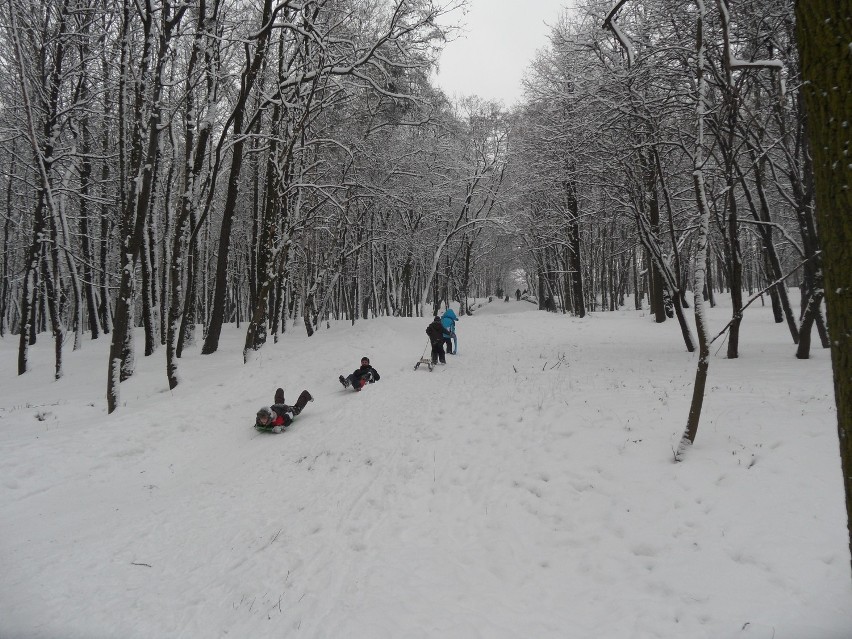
[{"xmin": 414, "ymin": 341, "xmax": 434, "ymax": 372}]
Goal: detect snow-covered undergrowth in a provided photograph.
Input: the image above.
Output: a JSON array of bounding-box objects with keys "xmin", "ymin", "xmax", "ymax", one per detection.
[{"xmin": 1, "ymin": 297, "xmax": 850, "ymax": 638}]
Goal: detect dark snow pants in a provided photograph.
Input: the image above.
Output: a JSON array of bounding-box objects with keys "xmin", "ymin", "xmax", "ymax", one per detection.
[
  {"xmin": 431, "ymin": 340, "xmax": 446, "ymax": 365},
  {"xmin": 345, "ymin": 374, "xmax": 369, "ymax": 391},
  {"xmin": 443, "ymin": 335, "xmax": 454, "ymax": 355}
]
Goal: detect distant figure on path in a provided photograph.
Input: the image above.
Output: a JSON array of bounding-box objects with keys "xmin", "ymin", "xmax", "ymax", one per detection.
[{"xmin": 515, "ymin": 288, "xmax": 521, "ymax": 301}]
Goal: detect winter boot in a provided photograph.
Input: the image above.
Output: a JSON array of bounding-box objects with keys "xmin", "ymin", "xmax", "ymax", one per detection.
[
  {"xmin": 339, "ymin": 375, "xmax": 349, "ymax": 388},
  {"xmin": 294, "ymin": 390, "xmax": 313, "ymax": 414}
]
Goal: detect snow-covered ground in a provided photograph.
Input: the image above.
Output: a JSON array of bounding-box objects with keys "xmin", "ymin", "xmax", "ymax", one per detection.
[{"xmin": 1, "ymin": 296, "xmax": 850, "ymax": 639}]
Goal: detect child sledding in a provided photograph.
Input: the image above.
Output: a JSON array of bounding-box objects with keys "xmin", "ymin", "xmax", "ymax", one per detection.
[
  {"xmin": 339, "ymin": 356, "xmax": 381, "ymax": 391},
  {"xmin": 254, "ymin": 388, "xmax": 313, "ymax": 433}
]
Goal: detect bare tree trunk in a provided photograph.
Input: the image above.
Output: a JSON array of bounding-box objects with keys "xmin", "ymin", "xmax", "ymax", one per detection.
[
  {"xmin": 18, "ymin": 197, "xmax": 47, "ymax": 375},
  {"xmin": 141, "ymin": 151, "xmax": 161, "ymax": 357},
  {"xmin": 705, "ymin": 245, "xmax": 716, "ymax": 307},
  {"xmin": 0, "ymin": 146, "xmax": 15, "ymax": 337},
  {"xmin": 99, "ymin": 46, "xmax": 114, "ymax": 336},
  {"xmin": 736, "ymin": 157, "xmax": 799, "ymax": 341},
  {"xmin": 42, "ymin": 214, "xmax": 65, "ymax": 379},
  {"xmin": 75, "ymin": 27, "xmax": 103, "ymax": 341},
  {"xmin": 56, "ymin": 166, "xmax": 83, "ymax": 351},
  {"xmin": 677, "ymin": 0, "xmax": 711, "ymax": 459},
  {"xmin": 167, "ymin": 0, "xmax": 219, "ymax": 389},
  {"xmin": 202, "ymin": 0, "xmax": 274, "ymax": 356},
  {"xmin": 560, "ymin": 169, "xmax": 585, "ymax": 318},
  {"xmin": 725, "ymin": 178, "xmax": 743, "ymax": 359},
  {"xmin": 108, "ymin": 0, "xmax": 187, "ymax": 412},
  {"xmin": 10, "ymin": 0, "xmax": 71, "ymax": 377},
  {"xmin": 796, "ymin": 0, "xmax": 852, "ymax": 577},
  {"xmin": 646, "ymin": 158, "xmax": 666, "ymax": 323}
]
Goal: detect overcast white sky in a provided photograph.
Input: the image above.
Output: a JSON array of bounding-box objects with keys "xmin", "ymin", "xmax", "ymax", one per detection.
[{"xmin": 433, "ymin": 0, "xmax": 571, "ymax": 106}]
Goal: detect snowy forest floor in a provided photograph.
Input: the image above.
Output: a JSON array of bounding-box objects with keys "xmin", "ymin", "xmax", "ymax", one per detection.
[{"xmin": 1, "ymin": 295, "xmax": 850, "ymax": 639}]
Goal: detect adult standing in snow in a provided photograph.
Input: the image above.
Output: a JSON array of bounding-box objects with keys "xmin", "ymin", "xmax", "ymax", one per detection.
[
  {"xmin": 426, "ymin": 316, "xmax": 446, "ymax": 365},
  {"xmin": 441, "ymin": 308, "xmax": 458, "ymax": 355},
  {"xmin": 515, "ymin": 288, "xmax": 521, "ymax": 301},
  {"xmin": 339, "ymin": 356, "xmax": 381, "ymax": 391}
]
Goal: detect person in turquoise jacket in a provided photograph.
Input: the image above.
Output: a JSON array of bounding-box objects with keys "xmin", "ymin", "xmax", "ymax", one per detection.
[{"xmin": 441, "ymin": 308, "xmax": 458, "ymax": 355}]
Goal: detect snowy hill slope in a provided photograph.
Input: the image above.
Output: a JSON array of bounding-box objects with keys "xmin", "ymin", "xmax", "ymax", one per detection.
[{"xmin": 1, "ymin": 298, "xmax": 850, "ymax": 638}]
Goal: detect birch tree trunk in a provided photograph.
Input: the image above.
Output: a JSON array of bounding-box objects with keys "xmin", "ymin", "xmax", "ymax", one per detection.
[{"xmin": 676, "ymin": 0, "xmax": 712, "ymax": 459}]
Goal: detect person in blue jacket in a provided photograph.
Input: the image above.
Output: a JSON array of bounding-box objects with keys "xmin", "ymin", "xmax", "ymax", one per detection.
[{"xmin": 441, "ymin": 308, "xmax": 458, "ymax": 355}]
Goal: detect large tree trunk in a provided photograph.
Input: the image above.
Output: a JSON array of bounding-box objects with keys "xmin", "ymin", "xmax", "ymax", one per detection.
[
  {"xmin": 75, "ymin": 29, "xmax": 103, "ymax": 341},
  {"xmin": 141, "ymin": 152, "xmax": 161, "ymax": 357},
  {"xmin": 796, "ymin": 0, "xmax": 852, "ymax": 574},
  {"xmin": 10, "ymin": 0, "xmax": 70, "ymax": 377},
  {"xmin": 18, "ymin": 197, "xmax": 48, "ymax": 375},
  {"xmin": 646, "ymin": 161, "xmax": 666, "ymax": 323},
  {"xmin": 565, "ymin": 173, "xmax": 585, "ymax": 318},
  {"xmin": 166, "ymin": 0, "xmax": 219, "ymax": 389},
  {"xmin": 725, "ymin": 177, "xmax": 743, "ymax": 359},
  {"xmin": 202, "ymin": 123, "xmax": 249, "ymax": 354},
  {"xmin": 202, "ymin": 0, "xmax": 274, "ymax": 356},
  {"xmin": 108, "ymin": 2, "xmax": 186, "ymax": 412}
]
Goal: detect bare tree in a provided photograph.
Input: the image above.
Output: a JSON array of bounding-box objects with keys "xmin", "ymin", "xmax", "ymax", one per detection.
[
  {"xmin": 107, "ymin": 0, "xmax": 188, "ymax": 412},
  {"xmin": 795, "ymin": 0, "xmax": 852, "ymax": 577}
]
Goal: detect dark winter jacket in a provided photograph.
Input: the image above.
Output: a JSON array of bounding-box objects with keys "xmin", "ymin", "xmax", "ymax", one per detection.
[
  {"xmin": 351, "ymin": 364, "xmax": 380, "ymax": 384},
  {"xmin": 426, "ymin": 319, "xmax": 444, "ymax": 344},
  {"xmin": 441, "ymin": 309, "xmax": 458, "ymax": 338},
  {"xmin": 272, "ymin": 403, "xmax": 296, "ymax": 419}
]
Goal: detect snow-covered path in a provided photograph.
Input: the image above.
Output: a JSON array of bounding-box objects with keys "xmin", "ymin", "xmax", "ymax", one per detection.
[{"xmin": 1, "ymin": 299, "xmax": 850, "ymax": 638}]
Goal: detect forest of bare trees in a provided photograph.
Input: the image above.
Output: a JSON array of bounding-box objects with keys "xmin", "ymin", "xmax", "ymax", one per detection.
[{"xmin": 0, "ymin": 0, "xmax": 841, "ymax": 421}]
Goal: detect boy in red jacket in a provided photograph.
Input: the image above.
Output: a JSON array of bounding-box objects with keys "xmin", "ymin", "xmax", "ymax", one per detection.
[{"xmin": 255, "ymin": 388, "xmax": 313, "ymax": 433}]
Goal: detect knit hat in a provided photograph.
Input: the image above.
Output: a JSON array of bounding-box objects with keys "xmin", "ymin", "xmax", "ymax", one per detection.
[
  {"xmin": 434, "ymin": 316, "xmax": 441, "ymax": 322},
  {"xmin": 257, "ymin": 407, "xmax": 273, "ymax": 420}
]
